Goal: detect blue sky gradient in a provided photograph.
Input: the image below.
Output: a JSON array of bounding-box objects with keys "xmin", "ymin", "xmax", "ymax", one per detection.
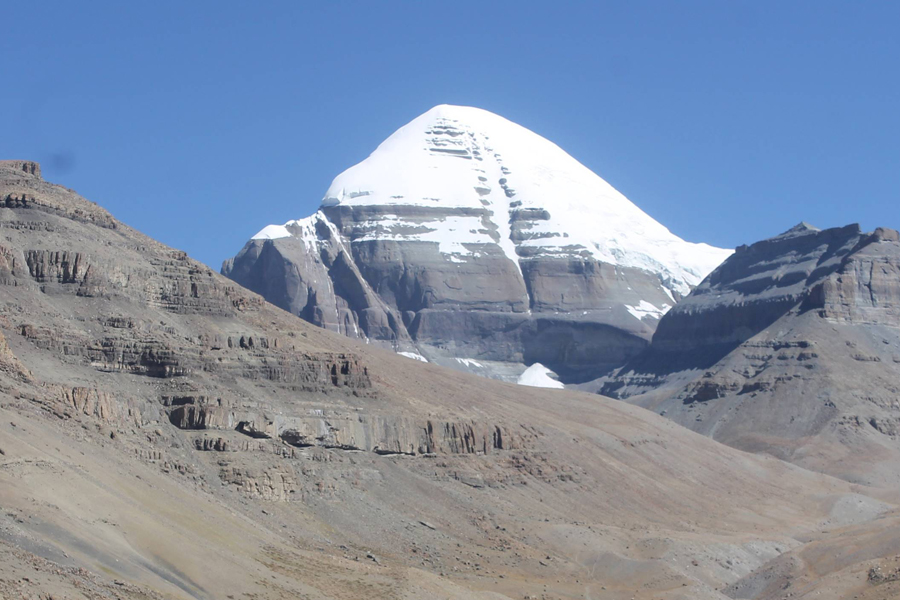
[{"xmin": 3, "ymin": 1, "xmax": 898, "ymax": 267}]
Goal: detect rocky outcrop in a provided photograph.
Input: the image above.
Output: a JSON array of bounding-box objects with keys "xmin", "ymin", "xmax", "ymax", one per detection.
[
  {"xmin": 164, "ymin": 396, "xmax": 233, "ymax": 429},
  {"xmin": 19, "ymin": 325, "xmax": 191, "ymax": 378},
  {"xmin": 16, "ymin": 321, "xmax": 370, "ymax": 390},
  {"xmin": 0, "ymin": 328, "xmax": 31, "ymax": 381},
  {"xmin": 50, "ymin": 385, "xmax": 146, "ymax": 425},
  {"xmin": 803, "ymin": 227, "xmax": 900, "ymax": 326},
  {"xmin": 219, "ymin": 463, "xmax": 299, "ymax": 501},
  {"xmin": 277, "ymin": 415, "xmax": 526, "ymax": 456},
  {"xmin": 24, "ymin": 250, "xmax": 91, "ymax": 284},
  {"xmin": 0, "ymin": 160, "xmax": 41, "ymax": 178},
  {"xmin": 163, "ymin": 393, "xmax": 528, "ymax": 457}
]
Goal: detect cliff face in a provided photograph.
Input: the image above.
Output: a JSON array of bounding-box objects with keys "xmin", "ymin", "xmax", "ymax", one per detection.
[
  {"xmin": 648, "ymin": 223, "xmax": 865, "ymax": 354},
  {"xmin": 604, "ymin": 223, "xmax": 900, "ymax": 487},
  {"xmin": 223, "ymin": 106, "xmax": 730, "ymax": 383},
  {"xmin": 804, "ymin": 226, "xmax": 900, "ymax": 326},
  {"xmin": 223, "ymin": 206, "xmax": 668, "ymax": 382}
]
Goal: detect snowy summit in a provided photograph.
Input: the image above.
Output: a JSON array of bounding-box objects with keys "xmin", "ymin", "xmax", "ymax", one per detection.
[
  {"xmin": 255, "ymin": 104, "xmax": 731, "ymax": 296},
  {"xmin": 229, "ymin": 105, "xmax": 733, "ymax": 387}
]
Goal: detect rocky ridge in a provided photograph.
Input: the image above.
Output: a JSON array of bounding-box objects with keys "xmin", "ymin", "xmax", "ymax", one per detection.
[{"xmin": 603, "ymin": 222, "xmax": 900, "ymax": 487}]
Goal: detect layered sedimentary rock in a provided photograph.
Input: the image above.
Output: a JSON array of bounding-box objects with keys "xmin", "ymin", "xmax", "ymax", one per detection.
[
  {"xmin": 165, "ymin": 393, "xmax": 527, "ymax": 456},
  {"xmin": 2, "ymin": 160, "xmax": 899, "ymax": 600},
  {"xmin": 223, "ymin": 105, "xmax": 730, "ymax": 383},
  {"xmin": 604, "ymin": 223, "xmax": 900, "ymax": 487},
  {"xmin": 0, "ymin": 158, "xmax": 569, "ymax": 486}
]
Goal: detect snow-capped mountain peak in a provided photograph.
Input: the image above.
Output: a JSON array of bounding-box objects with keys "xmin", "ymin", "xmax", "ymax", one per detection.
[
  {"xmin": 230, "ymin": 105, "xmax": 732, "ymax": 385},
  {"xmin": 261, "ymin": 104, "xmax": 730, "ymax": 296}
]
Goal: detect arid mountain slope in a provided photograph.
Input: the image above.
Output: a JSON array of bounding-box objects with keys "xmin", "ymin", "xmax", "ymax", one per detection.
[
  {"xmin": 0, "ymin": 161, "xmax": 896, "ymax": 600},
  {"xmin": 723, "ymin": 510, "xmax": 900, "ymax": 600},
  {"xmin": 603, "ymin": 223, "xmax": 900, "ymax": 488}
]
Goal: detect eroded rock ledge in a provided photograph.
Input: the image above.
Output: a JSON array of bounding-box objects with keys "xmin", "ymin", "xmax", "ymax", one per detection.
[{"xmin": 164, "ymin": 394, "xmax": 528, "ymax": 457}]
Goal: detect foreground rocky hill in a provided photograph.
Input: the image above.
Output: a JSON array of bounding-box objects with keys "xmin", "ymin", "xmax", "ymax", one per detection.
[
  {"xmin": 0, "ymin": 160, "xmax": 897, "ymax": 600},
  {"xmin": 223, "ymin": 105, "xmax": 730, "ymax": 384},
  {"xmin": 603, "ymin": 222, "xmax": 900, "ymax": 488}
]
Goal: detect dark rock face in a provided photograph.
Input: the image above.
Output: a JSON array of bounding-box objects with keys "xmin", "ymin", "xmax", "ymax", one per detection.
[
  {"xmin": 650, "ymin": 223, "xmax": 866, "ymax": 354},
  {"xmin": 604, "ymin": 223, "xmax": 900, "ymax": 487},
  {"xmin": 803, "ymin": 226, "xmax": 900, "ymax": 326},
  {"xmin": 223, "ymin": 210, "xmax": 675, "ymax": 383},
  {"xmin": 0, "ymin": 160, "xmax": 40, "ymax": 178}
]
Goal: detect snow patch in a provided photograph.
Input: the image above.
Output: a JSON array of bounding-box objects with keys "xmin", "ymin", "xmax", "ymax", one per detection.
[
  {"xmin": 251, "ymin": 224, "xmax": 292, "ymax": 240},
  {"xmin": 353, "ymin": 213, "xmax": 492, "ymax": 257},
  {"xmin": 250, "ymin": 212, "xmax": 329, "ymax": 251},
  {"xmin": 398, "ymin": 351, "xmax": 428, "ymax": 363},
  {"xmin": 455, "ymin": 358, "xmax": 483, "ymax": 368},
  {"xmin": 517, "ymin": 363, "xmax": 564, "ymax": 389},
  {"xmin": 626, "ymin": 300, "xmax": 671, "ymax": 321}
]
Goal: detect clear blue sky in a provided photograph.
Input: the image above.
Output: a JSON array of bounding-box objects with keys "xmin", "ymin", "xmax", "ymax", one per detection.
[{"xmin": 3, "ymin": 1, "xmax": 898, "ymax": 268}]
